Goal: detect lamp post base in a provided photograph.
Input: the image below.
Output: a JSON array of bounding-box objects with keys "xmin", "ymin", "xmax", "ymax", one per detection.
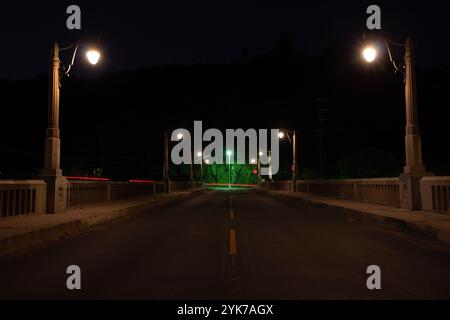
[
  {"xmin": 41, "ymin": 173, "xmax": 68, "ymax": 214},
  {"xmin": 164, "ymin": 177, "xmax": 171, "ymax": 193},
  {"xmin": 399, "ymin": 172, "xmax": 428, "ymax": 210}
]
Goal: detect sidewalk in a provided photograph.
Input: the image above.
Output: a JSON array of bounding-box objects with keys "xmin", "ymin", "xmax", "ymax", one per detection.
[
  {"xmin": 267, "ymin": 190, "xmax": 450, "ymax": 246},
  {"xmin": 0, "ymin": 192, "xmax": 194, "ymax": 256}
]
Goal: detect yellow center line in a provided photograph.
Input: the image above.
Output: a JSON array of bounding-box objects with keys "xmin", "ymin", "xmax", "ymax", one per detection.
[{"xmin": 229, "ymin": 229, "xmax": 238, "ymax": 255}]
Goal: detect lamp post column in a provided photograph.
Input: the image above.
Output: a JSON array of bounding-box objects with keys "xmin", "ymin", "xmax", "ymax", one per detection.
[
  {"xmin": 42, "ymin": 42, "xmax": 68, "ymax": 213},
  {"xmin": 257, "ymin": 156, "xmax": 261, "ymax": 186},
  {"xmin": 400, "ymin": 38, "xmax": 426, "ymax": 209}
]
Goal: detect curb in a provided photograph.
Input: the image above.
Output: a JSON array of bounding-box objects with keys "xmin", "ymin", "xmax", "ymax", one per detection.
[
  {"xmin": 263, "ymin": 190, "xmax": 450, "ymax": 247},
  {"xmin": 0, "ymin": 192, "xmax": 193, "ymax": 256}
]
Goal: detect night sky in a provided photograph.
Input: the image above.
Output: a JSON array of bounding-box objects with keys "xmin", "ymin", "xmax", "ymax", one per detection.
[
  {"xmin": 1, "ymin": 1, "xmax": 450, "ymax": 79},
  {"xmin": 1, "ymin": 1, "xmax": 449, "ymax": 180}
]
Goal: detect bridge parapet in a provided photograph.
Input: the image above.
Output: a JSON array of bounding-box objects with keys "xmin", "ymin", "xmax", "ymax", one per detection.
[
  {"xmin": 0, "ymin": 180, "xmax": 47, "ymax": 217},
  {"xmin": 266, "ymin": 177, "xmax": 450, "ymax": 214},
  {"xmin": 0, "ymin": 179, "xmax": 203, "ymax": 216},
  {"xmin": 267, "ymin": 178, "xmax": 400, "ymax": 207},
  {"xmin": 420, "ymin": 177, "xmax": 450, "ymax": 214}
]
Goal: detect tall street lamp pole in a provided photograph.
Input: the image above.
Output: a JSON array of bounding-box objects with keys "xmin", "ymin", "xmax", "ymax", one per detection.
[
  {"xmin": 403, "ymin": 38, "xmax": 425, "ymax": 176},
  {"xmin": 197, "ymin": 152, "xmax": 203, "ymax": 186},
  {"xmin": 257, "ymin": 151, "xmax": 263, "ymax": 185},
  {"xmin": 362, "ymin": 37, "xmax": 426, "ymax": 209},
  {"xmin": 227, "ymin": 150, "xmax": 232, "ymax": 189},
  {"xmin": 402, "ymin": 38, "xmax": 426, "ymax": 209},
  {"xmin": 279, "ymin": 129, "xmax": 299, "ymax": 192},
  {"xmin": 42, "ymin": 42, "xmax": 100, "ymax": 213},
  {"xmin": 42, "ymin": 42, "xmax": 65, "ymax": 213}
]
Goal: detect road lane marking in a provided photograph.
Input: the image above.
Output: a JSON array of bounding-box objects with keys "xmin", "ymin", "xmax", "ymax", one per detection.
[
  {"xmin": 230, "ymin": 208, "xmax": 234, "ymax": 220},
  {"xmin": 229, "ymin": 229, "xmax": 237, "ymax": 255}
]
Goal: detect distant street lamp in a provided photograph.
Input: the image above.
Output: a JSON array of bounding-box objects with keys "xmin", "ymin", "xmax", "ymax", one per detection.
[
  {"xmin": 278, "ymin": 129, "xmax": 299, "ymax": 192},
  {"xmin": 362, "ymin": 37, "xmax": 426, "ymax": 209},
  {"xmin": 197, "ymin": 151, "xmax": 203, "ymax": 185},
  {"xmin": 43, "ymin": 42, "xmax": 101, "ymax": 213},
  {"xmin": 173, "ymin": 132, "xmax": 193, "ymax": 182},
  {"xmin": 226, "ymin": 150, "xmax": 232, "ymax": 188},
  {"xmin": 257, "ymin": 151, "xmax": 263, "ymax": 184}
]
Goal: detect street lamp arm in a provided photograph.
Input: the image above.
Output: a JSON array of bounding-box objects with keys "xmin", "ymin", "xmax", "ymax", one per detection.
[
  {"xmin": 385, "ymin": 40, "xmax": 405, "ymax": 80},
  {"xmin": 60, "ymin": 42, "xmax": 80, "ymax": 78}
]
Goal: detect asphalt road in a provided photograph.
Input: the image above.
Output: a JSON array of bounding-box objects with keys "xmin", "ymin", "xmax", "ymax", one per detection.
[{"xmin": 1, "ymin": 189, "xmax": 450, "ymax": 299}]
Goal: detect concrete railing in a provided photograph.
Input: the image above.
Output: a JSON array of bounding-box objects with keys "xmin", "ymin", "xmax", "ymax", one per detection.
[
  {"xmin": 420, "ymin": 177, "xmax": 450, "ymax": 214},
  {"xmin": 266, "ymin": 178, "xmax": 401, "ymax": 207},
  {"xmin": 67, "ymin": 181, "xmax": 109, "ymax": 208},
  {"xmin": 0, "ymin": 180, "xmax": 47, "ymax": 217},
  {"xmin": 297, "ymin": 178, "xmax": 401, "ymax": 207},
  {"xmin": 169, "ymin": 181, "xmax": 203, "ymax": 192},
  {"xmin": 67, "ymin": 180, "xmax": 202, "ymax": 209}
]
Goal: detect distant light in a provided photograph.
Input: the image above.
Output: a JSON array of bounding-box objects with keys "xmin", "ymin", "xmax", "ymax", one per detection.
[
  {"xmin": 278, "ymin": 131, "xmax": 285, "ymax": 139},
  {"xmin": 362, "ymin": 46, "xmax": 377, "ymax": 63},
  {"xmin": 197, "ymin": 151, "xmax": 202, "ymax": 157},
  {"xmin": 250, "ymin": 158, "xmax": 256, "ymax": 164},
  {"xmin": 226, "ymin": 150, "xmax": 232, "ymax": 156},
  {"xmin": 205, "ymin": 159, "xmax": 210, "ymax": 164},
  {"xmin": 259, "ymin": 151, "xmax": 263, "ymax": 156},
  {"xmin": 177, "ymin": 133, "xmax": 183, "ymax": 140},
  {"xmin": 86, "ymin": 50, "xmax": 101, "ymax": 65}
]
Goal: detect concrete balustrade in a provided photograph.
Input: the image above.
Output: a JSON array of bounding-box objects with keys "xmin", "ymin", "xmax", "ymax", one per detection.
[
  {"xmin": 267, "ymin": 178, "xmax": 401, "ymax": 207},
  {"xmin": 169, "ymin": 181, "xmax": 203, "ymax": 192},
  {"xmin": 66, "ymin": 180, "xmax": 203, "ymax": 209},
  {"xmin": 267, "ymin": 177, "xmax": 450, "ymax": 215},
  {"xmin": 67, "ymin": 182, "xmax": 109, "ymax": 208},
  {"xmin": 0, "ymin": 179, "xmax": 203, "ymax": 216},
  {"xmin": 420, "ymin": 177, "xmax": 450, "ymax": 213},
  {"xmin": 0, "ymin": 180, "xmax": 47, "ymax": 217}
]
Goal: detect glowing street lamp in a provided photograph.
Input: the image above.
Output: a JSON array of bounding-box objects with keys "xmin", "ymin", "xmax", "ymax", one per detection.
[
  {"xmin": 86, "ymin": 49, "xmax": 101, "ymax": 65},
  {"xmin": 43, "ymin": 42, "xmax": 102, "ymax": 213},
  {"xmin": 362, "ymin": 46, "xmax": 377, "ymax": 63},
  {"xmin": 177, "ymin": 132, "xmax": 184, "ymax": 140},
  {"xmin": 361, "ymin": 37, "xmax": 426, "ymax": 209}
]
